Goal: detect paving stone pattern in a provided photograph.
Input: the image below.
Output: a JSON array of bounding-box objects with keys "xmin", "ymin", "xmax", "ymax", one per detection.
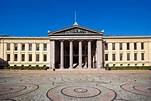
[{"xmin": 0, "ymin": 70, "xmax": 151, "ymax": 101}]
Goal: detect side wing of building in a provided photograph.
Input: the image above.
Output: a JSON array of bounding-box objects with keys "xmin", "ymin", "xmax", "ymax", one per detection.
[
  {"xmin": 103, "ymin": 36, "xmax": 151, "ymax": 66},
  {"xmin": 0, "ymin": 37, "xmax": 50, "ymax": 67}
]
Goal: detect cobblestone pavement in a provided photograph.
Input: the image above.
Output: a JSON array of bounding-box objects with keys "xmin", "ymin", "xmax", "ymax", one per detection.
[{"xmin": 0, "ymin": 70, "xmax": 151, "ymax": 101}]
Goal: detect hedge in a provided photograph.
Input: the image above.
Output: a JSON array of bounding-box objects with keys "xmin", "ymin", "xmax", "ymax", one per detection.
[
  {"xmin": 3, "ymin": 66, "xmax": 49, "ymax": 70},
  {"xmin": 109, "ymin": 66, "xmax": 151, "ymax": 70}
]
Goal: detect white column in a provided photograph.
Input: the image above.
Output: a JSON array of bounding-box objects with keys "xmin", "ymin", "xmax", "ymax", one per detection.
[
  {"xmin": 69, "ymin": 40, "xmax": 73, "ymax": 69},
  {"xmin": 50, "ymin": 40, "xmax": 55, "ymax": 69},
  {"xmin": 78, "ymin": 40, "xmax": 82, "ymax": 69},
  {"xmin": 88, "ymin": 40, "xmax": 92, "ymax": 69},
  {"xmin": 60, "ymin": 40, "xmax": 64, "ymax": 69},
  {"xmin": 96, "ymin": 40, "xmax": 102, "ymax": 69},
  {"xmin": 18, "ymin": 43, "xmax": 21, "ymax": 63}
]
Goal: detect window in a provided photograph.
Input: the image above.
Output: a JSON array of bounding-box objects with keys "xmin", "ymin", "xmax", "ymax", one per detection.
[
  {"xmin": 29, "ymin": 54, "xmax": 32, "ymax": 61},
  {"xmin": 119, "ymin": 53, "xmax": 123, "ymax": 61},
  {"xmin": 127, "ymin": 53, "xmax": 130, "ymax": 61},
  {"xmin": 134, "ymin": 53, "xmax": 137, "ymax": 60},
  {"xmin": 120, "ymin": 64, "xmax": 123, "ymax": 66},
  {"xmin": 141, "ymin": 42, "xmax": 144, "ymax": 50},
  {"xmin": 105, "ymin": 43, "xmax": 108, "ymax": 50},
  {"xmin": 29, "ymin": 43, "xmax": 32, "ymax": 51},
  {"xmin": 43, "ymin": 54, "xmax": 47, "ymax": 61},
  {"xmin": 36, "ymin": 54, "xmax": 39, "ymax": 61},
  {"xmin": 112, "ymin": 54, "xmax": 115, "ymax": 61},
  {"xmin": 119, "ymin": 43, "xmax": 122, "ymax": 50},
  {"xmin": 141, "ymin": 53, "xmax": 144, "ymax": 60},
  {"xmin": 44, "ymin": 44, "xmax": 47, "ymax": 51},
  {"xmin": 112, "ymin": 43, "xmax": 115, "ymax": 50},
  {"xmin": 105, "ymin": 54, "xmax": 108, "ymax": 61},
  {"xmin": 7, "ymin": 54, "xmax": 10, "ymax": 61},
  {"xmin": 14, "ymin": 43, "xmax": 18, "ymax": 51},
  {"xmin": 22, "ymin": 44, "xmax": 25, "ymax": 51},
  {"xmin": 14, "ymin": 54, "xmax": 18, "ymax": 61},
  {"xmin": 36, "ymin": 43, "xmax": 39, "ymax": 51},
  {"xmin": 127, "ymin": 43, "xmax": 130, "ymax": 50},
  {"xmin": 134, "ymin": 43, "xmax": 137, "ymax": 50},
  {"xmin": 21, "ymin": 54, "xmax": 25, "ymax": 61},
  {"xmin": 113, "ymin": 64, "xmax": 115, "ymax": 66},
  {"xmin": 7, "ymin": 43, "xmax": 10, "ymax": 50}
]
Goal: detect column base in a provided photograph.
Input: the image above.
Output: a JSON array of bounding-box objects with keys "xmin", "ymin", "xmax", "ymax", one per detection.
[
  {"xmin": 69, "ymin": 67, "xmax": 73, "ymax": 69},
  {"xmin": 47, "ymin": 69, "xmax": 55, "ymax": 71}
]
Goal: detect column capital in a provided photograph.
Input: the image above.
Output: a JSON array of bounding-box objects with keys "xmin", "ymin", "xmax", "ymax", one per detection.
[
  {"xmin": 69, "ymin": 40, "xmax": 74, "ymax": 42},
  {"xmin": 87, "ymin": 40, "xmax": 92, "ymax": 42},
  {"xmin": 60, "ymin": 40, "xmax": 65, "ymax": 42},
  {"xmin": 78, "ymin": 39, "xmax": 83, "ymax": 42}
]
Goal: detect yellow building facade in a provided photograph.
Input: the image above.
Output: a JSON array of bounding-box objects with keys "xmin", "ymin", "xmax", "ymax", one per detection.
[{"xmin": 0, "ymin": 25, "xmax": 151, "ymax": 68}]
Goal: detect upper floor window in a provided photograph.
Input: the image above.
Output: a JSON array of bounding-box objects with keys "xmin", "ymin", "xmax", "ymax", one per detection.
[
  {"xmin": 7, "ymin": 43, "xmax": 10, "ymax": 50},
  {"xmin": 141, "ymin": 42, "xmax": 144, "ymax": 50},
  {"xmin": 105, "ymin": 54, "xmax": 108, "ymax": 61},
  {"xmin": 22, "ymin": 44, "xmax": 25, "ymax": 51},
  {"xmin": 36, "ymin": 43, "xmax": 40, "ymax": 51},
  {"xmin": 127, "ymin": 43, "xmax": 130, "ymax": 50},
  {"xmin": 134, "ymin": 43, "xmax": 137, "ymax": 50},
  {"xmin": 43, "ymin": 44, "xmax": 47, "ymax": 51},
  {"xmin": 112, "ymin": 43, "xmax": 115, "ymax": 50},
  {"xmin": 119, "ymin": 43, "xmax": 122, "ymax": 50},
  {"xmin": 29, "ymin": 43, "xmax": 32, "ymax": 51},
  {"xmin": 105, "ymin": 43, "xmax": 108, "ymax": 50},
  {"xmin": 112, "ymin": 54, "xmax": 116, "ymax": 61},
  {"xmin": 14, "ymin": 43, "xmax": 18, "ymax": 51}
]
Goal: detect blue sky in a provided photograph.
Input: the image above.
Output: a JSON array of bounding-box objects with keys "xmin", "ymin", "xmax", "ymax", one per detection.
[{"xmin": 0, "ymin": 0, "xmax": 151, "ymax": 36}]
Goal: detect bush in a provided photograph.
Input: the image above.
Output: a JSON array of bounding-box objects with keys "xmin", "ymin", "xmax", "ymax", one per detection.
[
  {"xmin": 110, "ymin": 66, "xmax": 151, "ymax": 70},
  {"xmin": 3, "ymin": 66, "xmax": 49, "ymax": 70}
]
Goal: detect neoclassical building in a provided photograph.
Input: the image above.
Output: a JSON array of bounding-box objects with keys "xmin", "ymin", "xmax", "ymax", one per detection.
[{"xmin": 0, "ymin": 24, "xmax": 151, "ymax": 69}]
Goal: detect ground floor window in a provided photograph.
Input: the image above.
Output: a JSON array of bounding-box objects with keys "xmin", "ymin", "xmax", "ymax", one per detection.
[
  {"xmin": 29, "ymin": 54, "xmax": 32, "ymax": 61},
  {"xmin": 36, "ymin": 54, "xmax": 39, "ymax": 61},
  {"xmin": 21, "ymin": 54, "xmax": 25, "ymax": 61},
  {"xmin": 7, "ymin": 54, "xmax": 10, "ymax": 61},
  {"xmin": 43, "ymin": 54, "xmax": 47, "ymax": 61},
  {"xmin": 141, "ymin": 53, "xmax": 144, "ymax": 60},
  {"xmin": 14, "ymin": 54, "xmax": 18, "ymax": 61},
  {"xmin": 119, "ymin": 53, "xmax": 123, "ymax": 61},
  {"xmin": 105, "ymin": 54, "xmax": 108, "ymax": 61},
  {"xmin": 112, "ymin": 54, "xmax": 115, "ymax": 61},
  {"xmin": 134, "ymin": 53, "xmax": 137, "ymax": 61},
  {"xmin": 127, "ymin": 53, "xmax": 130, "ymax": 61}
]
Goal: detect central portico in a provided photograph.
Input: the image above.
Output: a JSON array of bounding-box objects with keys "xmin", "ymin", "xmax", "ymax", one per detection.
[{"xmin": 48, "ymin": 24, "xmax": 104, "ymax": 70}]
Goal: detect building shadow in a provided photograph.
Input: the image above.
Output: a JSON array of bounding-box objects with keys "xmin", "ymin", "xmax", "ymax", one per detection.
[{"xmin": 0, "ymin": 58, "xmax": 9, "ymax": 69}]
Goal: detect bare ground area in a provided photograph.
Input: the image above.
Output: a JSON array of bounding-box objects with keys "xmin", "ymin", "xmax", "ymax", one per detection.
[{"xmin": 0, "ymin": 70, "xmax": 151, "ymax": 101}]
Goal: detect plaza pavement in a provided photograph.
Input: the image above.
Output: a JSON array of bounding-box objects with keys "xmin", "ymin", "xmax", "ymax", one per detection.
[{"xmin": 0, "ymin": 70, "xmax": 151, "ymax": 101}]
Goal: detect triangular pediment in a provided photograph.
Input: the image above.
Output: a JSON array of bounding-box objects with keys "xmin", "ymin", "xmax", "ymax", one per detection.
[{"xmin": 49, "ymin": 25, "xmax": 103, "ymax": 36}]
